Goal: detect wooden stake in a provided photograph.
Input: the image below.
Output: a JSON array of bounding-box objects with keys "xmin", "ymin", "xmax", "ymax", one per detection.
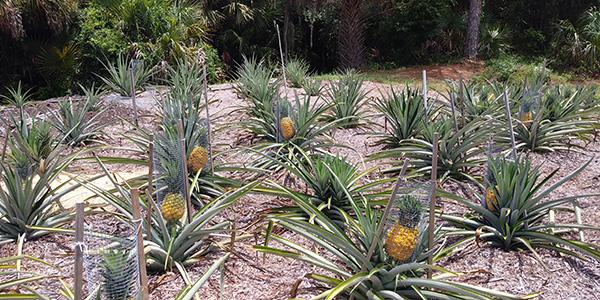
[
  {"xmin": 202, "ymin": 64, "xmax": 215, "ymax": 176},
  {"xmin": 422, "ymin": 70, "xmax": 428, "ymax": 116},
  {"xmin": 129, "ymin": 68, "xmax": 139, "ymax": 127},
  {"xmin": 427, "ymin": 132, "xmax": 439, "ymax": 279},
  {"xmin": 131, "ymin": 188, "xmax": 149, "ymax": 300},
  {"xmin": 458, "ymin": 72, "xmax": 465, "ymax": 128},
  {"xmin": 503, "ymin": 89, "xmax": 518, "ymax": 160},
  {"xmin": 177, "ymin": 120, "xmax": 192, "ymax": 222},
  {"xmin": 74, "ymin": 201, "xmax": 84, "ymax": 300},
  {"xmin": 449, "ymin": 92, "xmax": 459, "ymax": 132},
  {"xmin": 146, "ymin": 135, "xmax": 154, "ymax": 241},
  {"xmin": 275, "ymin": 22, "xmax": 287, "ymax": 94},
  {"xmin": 0, "ymin": 125, "xmax": 11, "ymax": 179}
]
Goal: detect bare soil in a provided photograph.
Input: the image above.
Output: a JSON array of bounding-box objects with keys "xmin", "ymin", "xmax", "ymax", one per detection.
[{"xmin": 0, "ymin": 62, "xmax": 599, "ymax": 300}]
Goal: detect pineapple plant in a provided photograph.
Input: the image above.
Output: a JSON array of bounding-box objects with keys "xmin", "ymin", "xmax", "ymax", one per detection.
[
  {"xmin": 385, "ymin": 195, "xmax": 425, "ymax": 261},
  {"xmin": 279, "ymin": 117, "xmax": 296, "ymax": 139},
  {"xmin": 97, "ymin": 249, "xmax": 136, "ymax": 300}
]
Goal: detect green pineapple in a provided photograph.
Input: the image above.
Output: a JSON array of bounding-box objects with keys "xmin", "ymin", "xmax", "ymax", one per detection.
[
  {"xmin": 98, "ymin": 249, "xmax": 135, "ymax": 300},
  {"xmin": 385, "ymin": 195, "xmax": 424, "ymax": 261}
]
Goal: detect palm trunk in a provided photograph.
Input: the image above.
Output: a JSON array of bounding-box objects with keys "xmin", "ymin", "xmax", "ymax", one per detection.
[
  {"xmin": 464, "ymin": 0, "xmax": 482, "ymax": 59},
  {"xmin": 338, "ymin": 0, "xmax": 365, "ymax": 70}
]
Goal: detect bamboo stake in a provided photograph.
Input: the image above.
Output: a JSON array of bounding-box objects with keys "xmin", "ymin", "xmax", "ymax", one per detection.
[
  {"xmin": 146, "ymin": 135, "xmax": 154, "ymax": 241},
  {"xmin": 0, "ymin": 125, "xmax": 10, "ymax": 179},
  {"xmin": 449, "ymin": 92, "xmax": 459, "ymax": 132},
  {"xmin": 177, "ymin": 120, "xmax": 192, "ymax": 223},
  {"xmin": 422, "ymin": 70, "xmax": 428, "ymax": 116},
  {"xmin": 131, "ymin": 188, "xmax": 149, "ymax": 300},
  {"xmin": 129, "ymin": 68, "xmax": 139, "ymax": 126},
  {"xmin": 503, "ymin": 89, "xmax": 518, "ymax": 160},
  {"xmin": 427, "ymin": 132, "xmax": 439, "ymax": 279},
  {"xmin": 458, "ymin": 72, "xmax": 465, "ymax": 128},
  {"xmin": 276, "ymin": 22, "xmax": 287, "ymax": 94},
  {"xmin": 202, "ymin": 64, "xmax": 214, "ymax": 176},
  {"xmin": 74, "ymin": 201, "xmax": 84, "ymax": 300}
]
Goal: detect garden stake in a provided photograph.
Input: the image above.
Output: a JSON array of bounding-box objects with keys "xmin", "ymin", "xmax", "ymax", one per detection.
[
  {"xmin": 0, "ymin": 125, "xmax": 10, "ymax": 179},
  {"xmin": 74, "ymin": 201, "xmax": 84, "ymax": 300},
  {"xmin": 146, "ymin": 135, "xmax": 154, "ymax": 241},
  {"xmin": 129, "ymin": 68, "xmax": 139, "ymax": 126},
  {"xmin": 177, "ymin": 120, "xmax": 192, "ymax": 223},
  {"xmin": 428, "ymin": 132, "xmax": 439, "ymax": 279},
  {"xmin": 449, "ymin": 92, "xmax": 459, "ymax": 132},
  {"xmin": 203, "ymin": 63, "xmax": 214, "ymax": 176},
  {"xmin": 459, "ymin": 72, "xmax": 465, "ymax": 127},
  {"xmin": 276, "ymin": 22, "xmax": 288, "ymax": 95},
  {"xmin": 131, "ymin": 188, "xmax": 149, "ymax": 300},
  {"xmin": 503, "ymin": 89, "xmax": 518, "ymax": 160},
  {"xmin": 422, "ymin": 70, "xmax": 428, "ymax": 119}
]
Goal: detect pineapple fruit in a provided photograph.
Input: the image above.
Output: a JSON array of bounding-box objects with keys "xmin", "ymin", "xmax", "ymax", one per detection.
[
  {"xmin": 519, "ymin": 99, "xmax": 535, "ymax": 128},
  {"xmin": 188, "ymin": 146, "xmax": 208, "ymax": 173},
  {"xmin": 158, "ymin": 152, "xmax": 186, "ymax": 222},
  {"xmin": 280, "ymin": 117, "xmax": 296, "ymax": 139},
  {"xmin": 385, "ymin": 195, "xmax": 424, "ymax": 261},
  {"xmin": 161, "ymin": 192, "xmax": 185, "ymax": 222},
  {"xmin": 485, "ymin": 185, "xmax": 499, "ymax": 212}
]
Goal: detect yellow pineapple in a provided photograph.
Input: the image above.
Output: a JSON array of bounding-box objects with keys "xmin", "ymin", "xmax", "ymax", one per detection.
[
  {"xmin": 280, "ymin": 117, "xmax": 296, "ymax": 139},
  {"xmin": 161, "ymin": 192, "xmax": 185, "ymax": 222},
  {"xmin": 385, "ymin": 224, "xmax": 419, "ymax": 261},
  {"xmin": 188, "ymin": 146, "xmax": 208, "ymax": 173},
  {"xmin": 485, "ymin": 185, "xmax": 499, "ymax": 212},
  {"xmin": 385, "ymin": 195, "xmax": 424, "ymax": 261}
]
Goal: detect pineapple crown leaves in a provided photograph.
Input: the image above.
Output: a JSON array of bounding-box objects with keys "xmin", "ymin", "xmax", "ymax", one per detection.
[
  {"xmin": 98, "ymin": 248, "xmax": 136, "ymax": 300},
  {"xmin": 390, "ymin": 195, "xmax": 425, "ymax": 228}
]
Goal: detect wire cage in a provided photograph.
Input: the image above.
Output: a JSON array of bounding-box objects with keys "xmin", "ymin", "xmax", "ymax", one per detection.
[
  {"xmin": 82, "ymin": 221, "xmax": 141, "ymax": 300},
  {"xmin": 152, "ymin": 129, "xmax": 188, "ymax": 223},
  {"xmin": 384, "ymin": 180, "xmax": 431, "ymax": 263}
]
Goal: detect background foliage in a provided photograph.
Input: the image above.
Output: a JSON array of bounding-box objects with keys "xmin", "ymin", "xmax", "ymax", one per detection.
[{"xmin": 1, "ymin": 0, "xmax": 599, "ymax": 98}]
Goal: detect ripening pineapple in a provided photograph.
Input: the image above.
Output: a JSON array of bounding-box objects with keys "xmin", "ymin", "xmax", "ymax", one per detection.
[
  {"xmin": 519, "ymin": 100, "xmax": 535, "ymax": 128},
  {"xmin": 484, "ymin": 161, "xmax": 499, "ymax": 211},
  {"xmin": 188, "ymin": 146, "xmax": 208, "ymax": 173},
  {"xmin": 160, "ymin": 162, "xmax": 185, "ymax": 222},
  {"xmin": 385, "ymin": 195, "xmax": 424, "ymax": 261},
  {"xmin": 485, "ymin": 185, "xmax": 499, "ymax": 212},
  {"xmin": 280, "ymin": 117, "xmax": 296, "ymax": 139},
  {"xmin": 161, "ymin": 192, "xmax": 185, "ymax": 222}
]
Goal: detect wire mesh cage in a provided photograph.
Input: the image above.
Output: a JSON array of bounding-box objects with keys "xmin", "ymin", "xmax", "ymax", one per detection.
[
  {"xmin": 384, "ymin": 180, "xmax": 430, "ymax": 263},
  {"xmin": 82, "ymin": 221, "xmax": 141, "ymax": 300},
  {"xmin": 153, "ymin": 129, "xmax": 187, "ymax": 223}
]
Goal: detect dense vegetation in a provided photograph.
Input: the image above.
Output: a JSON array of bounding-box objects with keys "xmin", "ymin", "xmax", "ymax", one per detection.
[{"xmin": 1, "ymin": 0, "xmax": 599, "ymax": 97}]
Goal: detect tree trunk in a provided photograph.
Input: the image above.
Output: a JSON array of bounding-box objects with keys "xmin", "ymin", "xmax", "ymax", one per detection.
[
  {"xmin": 338, "ymin": 0, "xmax": 365, "ymax": 70},
  {"xmin": 464, "ymin": 0, "xmax": 482, "ymax": 59}
]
